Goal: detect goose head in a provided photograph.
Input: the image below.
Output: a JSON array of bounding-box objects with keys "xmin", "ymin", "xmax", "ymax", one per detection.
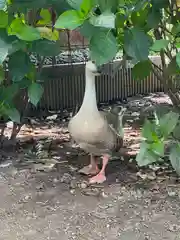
[{"xmin": 86, "ymin": 61, "xmax": 102, "ymax": 76}]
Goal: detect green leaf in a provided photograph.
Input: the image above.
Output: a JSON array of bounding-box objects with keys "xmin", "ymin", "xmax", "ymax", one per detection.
[
  {"xmin": 37, "ymin": 8, "xmax": 51, "ymax": 25},
  {"xmin": 55, "ymin": 10, "xmax": 84, "ymax": 30},
  {"xmin": 37, "ymin": 27, "xmax": 59, "ymax": 41},
  {"xmin": 115, "ymin": 13, "xmax": 126, "ymax": 28},
  {"xmin": 90, "ymin": 29, "xmax": 118, "ymax": 65},
  {"xmin": 0, "ymin": 10, "xmax": 8, "ymax": 28},
  {"xmin": 0, "ymin": 84, "xmax": 19, "ymax": 104},
  {"xmin": 170, "ymin": 144, "xmax": 180, "ymax": 175},
  {"xmin": 9, "ymin": 0, "xmax": 47, "ymax": 13},
  {"xmin": 159, "ymin": 111, "xmax": 179, "ymax": 137},
  {"xmin": 132, "ymin": 60, "xmax": 152, "ymax": 80},
  {"xmin": 124, "ymin": 27, "xmax": 150, "ymax": 61},
  {"xmin": 150, "ymin": 141, "xmax": 164, "ymax": 156},
  {"xmin": 0, "ymin": 29, "xmax": 13, "ymax": 64},
  {"xmin": 30, "ymin": 39, "xmax": 61, "ymax": 56},
  {"xmin": 90, "ymin": 10, "xmax": 116, "ymax": 29},
  {"xmin": 28, "ymin": 82, "xmax": 44, "ymax": 106},
  {"xmin": 166, "ymin": 56, "xmax": 180, "ymax": 75},
  {"xmin": 0, "ymin": 65, "xmax": 4, "ymax": 83},
  {"xmin": 151, "ymin": 39, "xmax": 169, "ymax": 52},
  {"xmin": 176, "ymin": 52, "xmax": 180, "ymax": 68},
  {"xmin": 8, "ymin": 51, "xmax": 32, "ymax": 82},
  {"xmin": 17, "ymin": 77, "xmax": 31, "ymax": 89},
  {"xmin": 131, "ymin": 8, "xmax": 149, "ymax": 27},
  {"xmin": 151, "ymin": 0, "xmax": 169, "ymax": 9},
  {"xmin": 79, "ymin": 20, "xmax": 99, "ymax": 39},
  {"xmin": 5, "ymin": 108, "xmax": 20, "ymax": 123},
  {"xmin": 136, "ymin": 141, "xmax": 159, "ymax": 166},
  {"xmin": 80, "ymin": 0, "xmax": 93, "ymax": 15},
  {"xmin": 66, "ymin": 0, "xmax": 83, "ymax": 10},
  {"xmin": 8, "ymin": 18, "xmax": 41, "ymax": 41},
  {"xmin": 147, "ymin": 8, "xmax": 161, "ymax": 28},
  {"xmin": 142, "ymin": 119, "xmax": 159, "ymax": 142},
  {"xmin": 8, "ymin": 40, "xmax": 27, "ymax": 55},
  {"xmin": 98, "ymin": 0, "xmax": 118, "ymax": 12}
]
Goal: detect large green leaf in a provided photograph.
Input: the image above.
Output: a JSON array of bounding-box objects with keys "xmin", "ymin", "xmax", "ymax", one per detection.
[
  {"xmin": 176, "ymin": 52, "xmax": 180, "ymax": 68},
  {"xmin": 55, "ymin": 10, "xmax": 84, "ymax": 30},
  {"xmin": 141, "ymin": 119, "xmax": 159, "ymax": 142},
  {"xmin": 131, "ymin": 8, "xmax": 149, "ymax": 27},
  {"xmin": 79, "ymin": 20, "xmax": 99, "ymax": 39},
  {"xmin": 37, "ymin": 8, "xmax": 51, "ymax": 25},
  {"xmin": 98, "ymin": 0, "xmax": 118, "ymax": 12},
  {"xmin": 151, "ymin": 39, "xmax": 169, "ymax": 52},
  {"xmin": 5, "ymin": 107, "xmax": 20, "ymax": 123},
  {"xmin": 66, "ymin": 0, "xmax": 83, "ymax": 10},
  {"xmin": 115, "ymin": 13, "xmax": 126, "ymax": 28},
  {"xmin": 147, "ymin": 8, "xmax": 161, "ymax": 28},
  {"xmin": 136, "ymin": 141, "xmax": 159, "ymax": 166},
  {"xmin": 159, "ymin": 111, "xmax": 179, "ymax": 138},
  {"xmin": 90, "ymin": 10, "xmax": 115, "ymax": 29},
  {"xmin": 170, "ymin": 144, "xmax": 180, "ymax": 176},
  {"xmin": 8, "ymin": 51, "xmax": 32, "ymax": 82},
  {"xmin": 8, "ymin": 18, "xmax": 41, "ymax": 41},
  {"xmin": 30, "ymin": 39, "xmax": 61, "ymax": 56},
  {"xmin": 0, "ymin": 10, "xmax": 8, "ymax": 28},
  {"xmin": 166, "ymin": 57, "xmax": 180, "ymax": 75},
  {"xmin": 151, "ymin": 0, "xmax": 169, "ymax": 9},
  {"xmin": 8, "ymin": 40, "xmax": 27, "ymax": 55},
  {"xmin": 90, "ymin": 29, "xmax": 118, "ymax": 65},
  {"xmin": 124, "ymin": 27, "xmax": 150, "ymax": 61},
  {"xmin": 0, "ymin": 30, "xmax": 18, "ymax": 63},
  {"xmin": 28, "ymin": 82, "xmax": 44, "ymax": 106},
  {"xmin": 0, "ymin": 36, "xmax": 10, "ymax": 64},
  {"xmin": 132, "ymin": 60, "xmax": 152, "ymax": 80},
  {"xmin": 0, "ymin": 65, "xmax": 5, "ymax": 83},
  {"xmin": 150, "ymin": 141, "xmax": 164, "ymax": 157},
  {"xmin": 10, "ymin": 0, "xmax": 47, "ymax": 13},
  {"xmin": 0, "ymin": 84, "xmax": 19, "ymax": 103},
  {"xmin": 80, "ymin": 0, "xmax": 93, "ymax": 15},
  {"xmin": 50, "ymin": 0, "xmax": 73, "ymax": 15}
]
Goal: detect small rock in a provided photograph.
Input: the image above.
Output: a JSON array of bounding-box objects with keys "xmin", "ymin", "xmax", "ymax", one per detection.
[
  {"xmin": 53, "ymin": 177, "xmax": 59, "ymax": 184},
  {"xmin": 131, "ymin": 112, "xmax": 140, "ymax": 117},
  {"xmin": 36, "ymin": 182, "xmax": 45, "ymax": 191},
  {"xmin": 101, "ymin": 191, "xmax": 108, "ymax": 198},
  {"xmin": 6, "ymin": 121, "xmax": 13, "ymax": 128},
  {"xmin": 167, "ymin": 190, "xmax": 176, "ymax": 197},
  {"xmin": 147, "ymin": 172, "xmax": 156, "ymax": 180},
  {"xmin": 70, "ymin": 189, "xmax": 75, "ymax": 194},
  {"xmin": 46, "ymin": 114, "xmax": 58, "ymax": 121},
  {"xmin": 70, "ymin": 179, "xmax": 77, "ymax": 189},
  {"xmin": 168, "ymin": 224, "xmax": 178, "ymax": 232},
  {"xmin": 80, "ymin": 181, "xmax": 88, "ymax": 189},
  {"xmin": 60, "ymin": 173, "xmax": 73, "ymax": 184}
]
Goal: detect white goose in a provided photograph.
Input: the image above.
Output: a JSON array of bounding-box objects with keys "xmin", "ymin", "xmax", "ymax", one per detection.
[{"xmin": 68, "ymin": 61, "xmax": 126, "ymax": 184}]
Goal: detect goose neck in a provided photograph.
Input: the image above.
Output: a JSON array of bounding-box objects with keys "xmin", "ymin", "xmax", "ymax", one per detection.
[{"xmin": 79, "ymin": 69, "xmax": 98, "ymax": 114}]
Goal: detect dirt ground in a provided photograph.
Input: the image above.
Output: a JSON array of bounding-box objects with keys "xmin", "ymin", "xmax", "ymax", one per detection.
[{"xmin": 0, "ymin": 93, "xmax": 180, "ymax": 240}]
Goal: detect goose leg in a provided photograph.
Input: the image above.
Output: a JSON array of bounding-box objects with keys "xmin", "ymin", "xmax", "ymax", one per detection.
[
  {"xmin": 78, "ymin": 154, "xmax": 99, "ymax": 175},
  {"xmin": 89, "ymin": 154, "xmax": 109, "ymax": 184}
]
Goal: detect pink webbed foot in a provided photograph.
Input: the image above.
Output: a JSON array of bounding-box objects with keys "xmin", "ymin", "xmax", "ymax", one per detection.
[
  {"xmin": 89, "ymin": 173, "xmax": 106, "ymax": 184},
  {"xmin": 89, "ymin": 154, "xmax": 109, "ymax": 184},
  {"xmin": 78, "ymin": 154, "xmax": 99, "ymax": 176},
  {"xmin": 78, "ymin": 165, "xmax": 99, "ymax": 176}
]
